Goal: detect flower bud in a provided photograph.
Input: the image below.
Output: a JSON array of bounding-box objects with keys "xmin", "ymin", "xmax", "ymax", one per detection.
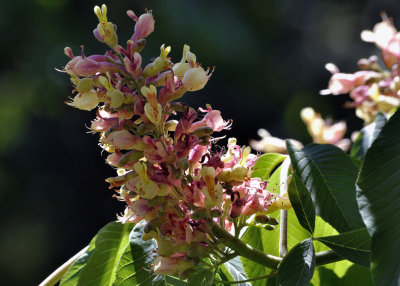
[
  {"xmin": 182, "ymin": 67, "xmax": 209, "ymax": 91},
  {"xmin": 131, "ymin": 13, "xmax": 155, "ymax": 43},
  {"xmin": 131, "ymin": 39, "xmax": 146, "ymax": 54},
  {"xmin": 117, "ymin": 150, "xmax": 144, "ymax": 167},
  {"xmin": 264, "ymin": 225, "xmax": 275, "ymax": 231},
  {"xmin": 74, "ymin": 58, "xmax": 100, "ymax": 77},
  {"xmin": 269, "ymin": 218, "xmax": 279, "ymax": 225},
  {"xmin": 255, "ymin": 214, "xmax": 270, "ymax": 224},
  {"xmin": 73, "ymin": 90, "xmax": 99, "ymax": 111},
  {"xmin": 192, "ymin": 126, "xmax": 213, "ymax": 137},
  {"xmin": 198, "ymin": 135, "xmax": 211, "ymax": 146}
]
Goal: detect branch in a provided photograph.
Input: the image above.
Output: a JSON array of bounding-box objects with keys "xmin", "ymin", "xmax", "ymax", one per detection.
[
  {"xmin": 211, "ymin": 221, "xmax": 282, "ymax": 269},
  {"xmin": 39, "ymin": 245, "xmax": 89, "ymax": 286}
]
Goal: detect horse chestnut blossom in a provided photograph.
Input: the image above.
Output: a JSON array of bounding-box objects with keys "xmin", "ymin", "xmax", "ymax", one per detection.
[
  {"xmin": 321, "ymin": 13, "xmax": 400, "ymax": 124},
  {"xmin": 62, "ymin": 4, "xmax": 286, "ymax": 276}
]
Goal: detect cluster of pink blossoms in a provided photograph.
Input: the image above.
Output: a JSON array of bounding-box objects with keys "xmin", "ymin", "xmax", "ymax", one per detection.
[
  {"xmin": 321, "ymin": 14, "xmax": 400, "ymax": 124},
  {"xmin": 63, "ymin": 5, "xmax": 280, "ymax": 275}
]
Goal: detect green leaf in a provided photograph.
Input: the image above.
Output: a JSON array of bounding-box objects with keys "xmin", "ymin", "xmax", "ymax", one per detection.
[
  {"xmin": 289, "ymin": 173, "xmax": 316, "ymax": 234},
  {"xmin": 60, "ymin": 236, "xmax": 97, "ymax": 286},
  {"xmin": 241, "ymin": 166, "xmax": 352, "ymax": 285},
  {"xmin": 315, "ymin": 228, "xmax": 370, "ymax": 267},
  {"xmin": 77, "ymin": 222, "xmax": 134, "ymax": 286},
  {"xmin": 114, "ymin": 221, "xmax": 161, "ymax": 286},
  {"xmin": 356, "ymin": 110, "xmax": 400, "ymax": 286},
  {"xmin": 220, "ymin": 256, "xmax": 251, "ymax": 286},
  {"xmin": 114, "ymin": 221, "xmax": 188, "ymax": 286},
  {"xmin": 187, "ymin": 269, "xmax": 214, "ymax": 286},
  {"xmin": 350, "ymin": 113, "xmax": 386, "ymax": 162},
  {"xmin": 252, "ymin": 153, "xmax": 286, "ymax": 180},
  {"xmin": 287, "ymin": 141, "xmax": 364, "ymax": 233},
  {"xmin": 277, "ymin": 238, "xmax": 315, "ymax": 286}
]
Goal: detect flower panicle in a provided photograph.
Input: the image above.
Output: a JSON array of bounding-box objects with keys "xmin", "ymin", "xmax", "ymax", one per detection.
[{"xmin": 62, "ymin": 4, "xmax": 285, "ymax": 277}]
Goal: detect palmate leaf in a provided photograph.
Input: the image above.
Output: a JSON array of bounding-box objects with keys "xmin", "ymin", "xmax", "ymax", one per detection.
[
  {"xmin": 286, "ymin": 141, "xmax": 364, "ymax": 233},
  {"xmin": 356, "ymin": 110, "xmax": 400, "ymax": 286},
  {"xmin": 277, "ymin": 238, "xmax": 315, "ymax": 286},
  {"xmin": 289, "ymin": 173, "xmax": 315, "ymax": 235},
  {"xmin": 77, "ymin": 222, "xmax": 134, "ymax": 286},
  {"xmin": 59, "ymin": 236, "xmax": 97, "ymax": 286},
  {"xmin": 315, "ymin": 228, "xmax": 371, "ymax": 267}
]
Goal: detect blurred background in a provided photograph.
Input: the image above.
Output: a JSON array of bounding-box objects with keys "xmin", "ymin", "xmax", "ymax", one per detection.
[{"xmin": 1, "ymin": 0, "xmax": 400, "ymax": 284}]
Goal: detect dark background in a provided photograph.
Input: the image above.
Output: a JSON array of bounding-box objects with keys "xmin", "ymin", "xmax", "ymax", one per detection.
[{"xmin": 1, "ymin": 0, "xmax": 399, "ymax": 285}]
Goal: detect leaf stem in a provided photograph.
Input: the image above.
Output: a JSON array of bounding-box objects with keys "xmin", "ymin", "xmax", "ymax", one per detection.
[
  {"xmin": 315, "ymin": 250, "xmax": 344, "ymax": 266},
  {"xmin": 39, "ymin": 245, "xmax": 89, "ymax": 286},
  {"xmin": 214, "ymin": 272, "xmax": 277, "ymax": 284}
]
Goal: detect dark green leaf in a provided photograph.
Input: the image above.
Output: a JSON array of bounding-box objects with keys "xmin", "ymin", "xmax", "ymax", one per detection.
[
  {"xmin": 277, "ymin": 238, "xmax": 315, "ymax": 286},
  {"xmin": 60, "ymin": 236, "xmax": 97, "ymax": 286},
  {"xmin": 356, "ymin": 110, "xmax": 400, "ymax": 286},
  {"xmin": 315, "ymin": 228, "xmax": 370, "ymax": 267},
  {"xmin": 339, "ymin": 264, "xmax": 373, "ymax": 285},
  {"xmin": 252, "ymin": 153, "xmax": 286, "ymax": 180},
  {"xmin": 77, "ymin": 222, "xmax": 134, "ymax": 286},
  {"xmin": 289, "ymin": 174, "xmax": 316, "ymax": 234},
  {"xmin": 350, "ymin": 113, "xmax": 386, "ymax": 162},
  {"xmin": 287, "ymin": 141, "xmax": 364, "ymax": 233}
]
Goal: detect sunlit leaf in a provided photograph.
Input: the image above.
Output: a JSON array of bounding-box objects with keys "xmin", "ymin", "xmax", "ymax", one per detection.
[
  {"xmin": 77, "ymin": 222, "xmax": 133, "ymax": 286},
  {"xmin": 287, "ymin": 141, "xmax": 364, "ymax": 233}
]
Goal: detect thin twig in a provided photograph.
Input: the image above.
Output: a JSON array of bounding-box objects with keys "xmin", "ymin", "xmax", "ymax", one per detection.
[{"xmin": 279, "ymin": 156, "xmax": 291, "ymax": 257}]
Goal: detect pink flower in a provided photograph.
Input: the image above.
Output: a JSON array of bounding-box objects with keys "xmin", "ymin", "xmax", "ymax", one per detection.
[
  {"xmin": 320, "ymin": 65, "xmax": 379, "ymax": 95},
  {"xmin": 130, "ymin": 13, "xmax": 155, "ymax": 43},
  {"xmin": 189, "ymin": 110, "xmax": 230, "ymax": 132},
  {"xmin": 107, "ymin": 130, "xmax": 145, "ymax": 150}
]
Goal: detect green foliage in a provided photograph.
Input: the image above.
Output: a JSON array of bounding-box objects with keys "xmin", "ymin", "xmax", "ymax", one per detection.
[
  {"xmin": 287, "ymin": 141, "xmax": 364, "ymax": 233},
  {"xmin": 277, "ymin": 239, "xmax": 315, "ymax": 286},
  {"xmin": 77, "ymin": 222, "xmax": 133, "ymax": 286},
  {"xmin": 251, "ymin": 153, "xmax": 286, "ymax": 180},
  {"xmin": 315, "ymin": 228, "xmax": 371, "ymax": 267},
  {"xmin": 289, "ymin": 174, "xmax": 316, "ymax": 235},
  {"xmin": 219, "ymin": 256, "xmax": 251, "ymax": 286},
  {"xmin": 59, "ymin": 236, "xmax": 97, "ymax": 286},
  {"xmin": 357, "ymin": 110, "xmax": 400, "ymax": 286}
]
